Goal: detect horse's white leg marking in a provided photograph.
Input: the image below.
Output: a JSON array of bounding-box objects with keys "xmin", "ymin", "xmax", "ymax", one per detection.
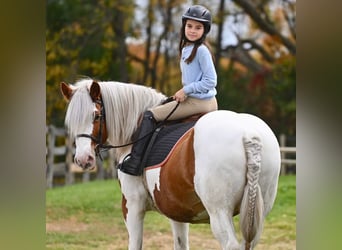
[
  {"xmin": 126, "ymin": 213, "xmax": 144, "ymax": 250},
  {"xmin": 119, "ymin": 172, "xmax": 149, "ymax": 250},
  {"xmin": 170, "ymin": 220, "xmax": 189, "ymax": 250}
]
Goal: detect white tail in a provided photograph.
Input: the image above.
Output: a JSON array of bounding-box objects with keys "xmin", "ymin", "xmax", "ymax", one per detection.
[{"xmin": 240, "ymin": 135, "xmax": 264, "ymax": 250}]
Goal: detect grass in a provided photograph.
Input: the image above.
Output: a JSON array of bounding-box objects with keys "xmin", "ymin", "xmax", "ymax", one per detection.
[{"xmin": 46, "ymin": 175, "xmax": 296, "ymax": 249}]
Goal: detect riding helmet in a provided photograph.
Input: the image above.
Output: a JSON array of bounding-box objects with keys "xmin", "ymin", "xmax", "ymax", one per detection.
[{"xmin": 182, "ymin": 5, "xmax": 212, "ymax": 34}]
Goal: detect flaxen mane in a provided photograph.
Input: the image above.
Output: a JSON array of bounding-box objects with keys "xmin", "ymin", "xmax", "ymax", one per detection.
[
  {"xmin": 65, "ymin": 79, "xmax": 166, "ymax": 146},
  {"xmin": 65, "ymin": 80, "xmax": 95, "ymax": 139}
]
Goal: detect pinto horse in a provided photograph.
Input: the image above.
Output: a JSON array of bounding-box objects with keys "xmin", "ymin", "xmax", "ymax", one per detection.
[{"xmin": 60, "ymin": 79, "xmax": 281, "ymax": 250}]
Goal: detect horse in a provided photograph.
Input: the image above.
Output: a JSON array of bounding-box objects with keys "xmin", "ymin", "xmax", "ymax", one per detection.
[{"xmin": 60, "ymin": 79, "xmax": 281, "ymax": 250}]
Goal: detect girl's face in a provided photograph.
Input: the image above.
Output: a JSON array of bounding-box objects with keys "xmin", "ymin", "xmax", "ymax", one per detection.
[{"xmin": 184, "ymin": 19, "xmax": 204, "ymax": 42}]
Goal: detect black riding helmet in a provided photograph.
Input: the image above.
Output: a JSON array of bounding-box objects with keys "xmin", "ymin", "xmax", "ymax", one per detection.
[{"xmin": 182, "ymin": 5, "xmax": 212, "ymax": 34}]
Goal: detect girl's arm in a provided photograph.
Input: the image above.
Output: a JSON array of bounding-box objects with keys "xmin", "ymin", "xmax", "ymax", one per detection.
[{"xmin": 183, "ymin": 46, "xmax": 217, "ymax": 95}]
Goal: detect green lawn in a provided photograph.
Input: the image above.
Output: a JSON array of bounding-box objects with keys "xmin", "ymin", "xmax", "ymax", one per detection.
[{"xmin": 46, "ymin": 175, "xmax": 296, "ymax": 249}]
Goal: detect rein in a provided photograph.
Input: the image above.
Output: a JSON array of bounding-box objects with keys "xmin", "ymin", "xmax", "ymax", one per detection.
[{"xmin": 77, "ymin": 96, "xmax": 179, "ymax": 160}]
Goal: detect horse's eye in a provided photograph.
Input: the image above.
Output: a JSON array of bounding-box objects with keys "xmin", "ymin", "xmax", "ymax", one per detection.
[{"xmin": 93, "ymin": 113, "xmax": 101, "ymax": 121}]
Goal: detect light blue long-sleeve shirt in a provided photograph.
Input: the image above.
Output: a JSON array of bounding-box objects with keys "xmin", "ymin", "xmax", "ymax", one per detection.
[{"xmin": 180, "ymin": 44, "xmax": 217, "ymax": 99}]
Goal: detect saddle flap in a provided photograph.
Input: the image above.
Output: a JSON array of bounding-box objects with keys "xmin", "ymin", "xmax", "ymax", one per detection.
[{"xmin": 143, "ymin": 121, "xmax": 196, "ymax": 167}]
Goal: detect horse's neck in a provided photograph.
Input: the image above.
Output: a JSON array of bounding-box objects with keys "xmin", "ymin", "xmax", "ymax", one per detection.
[{"xmin": 100, "ymin": 81, "xmax": 165, "ymax": 146}]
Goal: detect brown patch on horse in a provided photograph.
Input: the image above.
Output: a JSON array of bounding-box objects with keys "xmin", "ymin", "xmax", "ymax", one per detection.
[
  {"xmin": 118, "ymin": 180, "xmax": 128, "ymax": 221},
  {"xmin": 152, "ymin": 129, "xmax": 209, "ymax": 223},
  {"xmin": 121, "ymin": 194, "xmax": 128, "ymax": 221}
]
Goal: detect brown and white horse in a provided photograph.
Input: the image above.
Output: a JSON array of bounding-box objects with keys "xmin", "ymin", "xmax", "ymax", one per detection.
[{"xmin": 61, "ymin": 79, "xmax": 281, "ymax": 250}]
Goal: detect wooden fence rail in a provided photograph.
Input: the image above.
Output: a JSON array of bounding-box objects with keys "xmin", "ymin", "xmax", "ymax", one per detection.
[
  {"xmin": 46, "ymin": 126, "xmax": 296, "ymax": 188},
  {"xmin": 46, "ymin": 125, "xmax": 116, "ymax": 188},
  {"xmin": 279, "ymin": 134, "xmax": 296, "ymax": 175}
]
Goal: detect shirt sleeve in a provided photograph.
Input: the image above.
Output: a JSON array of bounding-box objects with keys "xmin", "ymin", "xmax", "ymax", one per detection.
[{"xmin": 183, "ymin": 46, "xmax": 217, "ymax": 95}]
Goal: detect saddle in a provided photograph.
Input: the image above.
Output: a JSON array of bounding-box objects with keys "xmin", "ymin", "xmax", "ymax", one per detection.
[{"xmin": 141, "ymin": 114, "xmax": 204, "ymax": 168}]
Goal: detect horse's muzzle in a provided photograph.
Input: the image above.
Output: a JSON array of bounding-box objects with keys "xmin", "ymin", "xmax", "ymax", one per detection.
[{"xmin": 74, "ymin": 154, "xmax": 95, "ymax": 170}]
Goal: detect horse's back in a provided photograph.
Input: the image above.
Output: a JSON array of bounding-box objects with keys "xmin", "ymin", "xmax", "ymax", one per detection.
[{"xmin": 193, "ymin": 110, "xmax": 281, "ymax": 213}]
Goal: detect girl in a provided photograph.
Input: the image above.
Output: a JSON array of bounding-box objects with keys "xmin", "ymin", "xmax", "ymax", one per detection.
[{"xmin": 119, "ymin": 5, "xmax": 217, "ymax": 175}]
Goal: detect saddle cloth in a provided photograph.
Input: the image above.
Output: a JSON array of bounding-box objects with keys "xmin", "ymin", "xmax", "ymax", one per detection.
[{"xmin": 143, "ymin": 121, "xmax": 196, "ymax": 168}]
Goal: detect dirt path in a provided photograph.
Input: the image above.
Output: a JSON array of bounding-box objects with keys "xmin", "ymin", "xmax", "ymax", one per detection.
[{"xmin": 47, "ymin": 219, "xmax": 295, "ymax": 250}]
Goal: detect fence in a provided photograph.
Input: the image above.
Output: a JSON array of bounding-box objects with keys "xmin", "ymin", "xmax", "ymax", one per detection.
[
  {"xmin": 46, "ymin": 125, "xmax": 296, "ymax": 188},
  {"xmin": 46, "ymin": 125, "xmax": 116, "ymax": 188},
  {"xmin": 279, "ymin": 134, "xmax": 296, "ymax": 175}
]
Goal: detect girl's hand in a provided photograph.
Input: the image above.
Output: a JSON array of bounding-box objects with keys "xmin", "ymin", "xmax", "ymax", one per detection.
[{"xmin": 173, "ymin": 88, "xmax": 187, "ymax": 103}]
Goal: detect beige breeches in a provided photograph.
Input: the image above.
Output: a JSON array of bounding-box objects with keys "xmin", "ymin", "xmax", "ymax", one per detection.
[{"xmin": 150, "ymin": 97, "xmax": 218, "ymax": 122}]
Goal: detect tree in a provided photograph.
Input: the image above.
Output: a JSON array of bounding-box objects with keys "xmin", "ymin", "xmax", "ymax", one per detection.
[
  {"xmin": 46, "ymin": 0, "xmax": 296, "ymax": 137},
  {"xmin": 213, "ymin": 0, "xmax": 296, "ymax": 135},
  {"xmin": 46, "ymin": 0, "xmax": 134, "ymax": 126},
  {"xmin": 127, "ymin": 0, "xmax": 185, "ymax": 93}
]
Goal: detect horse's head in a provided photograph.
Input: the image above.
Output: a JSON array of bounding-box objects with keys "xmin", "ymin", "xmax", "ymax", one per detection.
[{"xmin": 61, "ymin": 80, "xmax": 108, "ymax": 170}]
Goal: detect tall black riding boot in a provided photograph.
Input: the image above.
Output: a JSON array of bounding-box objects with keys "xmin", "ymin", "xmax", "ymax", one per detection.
[{"xmin": 118, "ymin": 111, "xmax": 156, "ymax": 175}]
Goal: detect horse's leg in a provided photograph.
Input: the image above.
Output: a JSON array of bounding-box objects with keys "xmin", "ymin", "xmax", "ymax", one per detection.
[
  {"xmin": 169, "ymin": 220, "xmax": 189, "ymax": 250},
  {"xmin": 192, "ymin": 149, "xmax": 242, "ymax": 250},
  {"xmin": 125, "ymin": 205, "xmax": 145, "ymax": 250},
  {"xmin": 208, "ymin": 210, "xmax": 240, "ymax": 250},
  {"xmin": 119, "ymin": 174, "xmax": 148, "ymax": 250},
  {"xmin": 194, "ymin": 173, "xmax": 240, "ymax": 250}
]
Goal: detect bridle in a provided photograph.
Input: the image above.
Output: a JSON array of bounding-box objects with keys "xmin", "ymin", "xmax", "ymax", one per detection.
[
  {"xmin": 76, "ymin": 95, "xmax": 179, "ymax": 161},
  {"xmin": 76, "ymin": 97, "xmax": 110, "ymax": 160}
]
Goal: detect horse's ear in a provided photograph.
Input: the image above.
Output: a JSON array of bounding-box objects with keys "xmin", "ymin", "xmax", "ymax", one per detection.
[
  {"xmin": 60, "ymin": 82, "xmax": 73, "ymax": 101},
  {"xmin": 90, "ymin": 81, "xmax": 101, "ymax": 101}
]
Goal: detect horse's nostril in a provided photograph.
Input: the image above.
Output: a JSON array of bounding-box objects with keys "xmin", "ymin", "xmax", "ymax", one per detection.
[{"xmin": 88, "ymin": 155, "xmax": 94, "ymax": 163}]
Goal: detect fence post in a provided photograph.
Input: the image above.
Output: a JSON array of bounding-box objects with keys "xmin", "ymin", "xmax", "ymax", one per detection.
[
  {"xmin": 279, "ymin": 134, "xmax": 286, "ymax": 175},
  {"xmin": 46, "ymin": 125, "xmax": 55, "ymax": 188},
  {"xmin": 65, "ymin": 135, "xmax": 75, "ymax": 185}
]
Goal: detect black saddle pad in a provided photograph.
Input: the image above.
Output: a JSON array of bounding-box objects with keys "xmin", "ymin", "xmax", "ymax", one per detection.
[{"xmin": 143, "ymin": 121, "xmax": 196, "ymax": 167}]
